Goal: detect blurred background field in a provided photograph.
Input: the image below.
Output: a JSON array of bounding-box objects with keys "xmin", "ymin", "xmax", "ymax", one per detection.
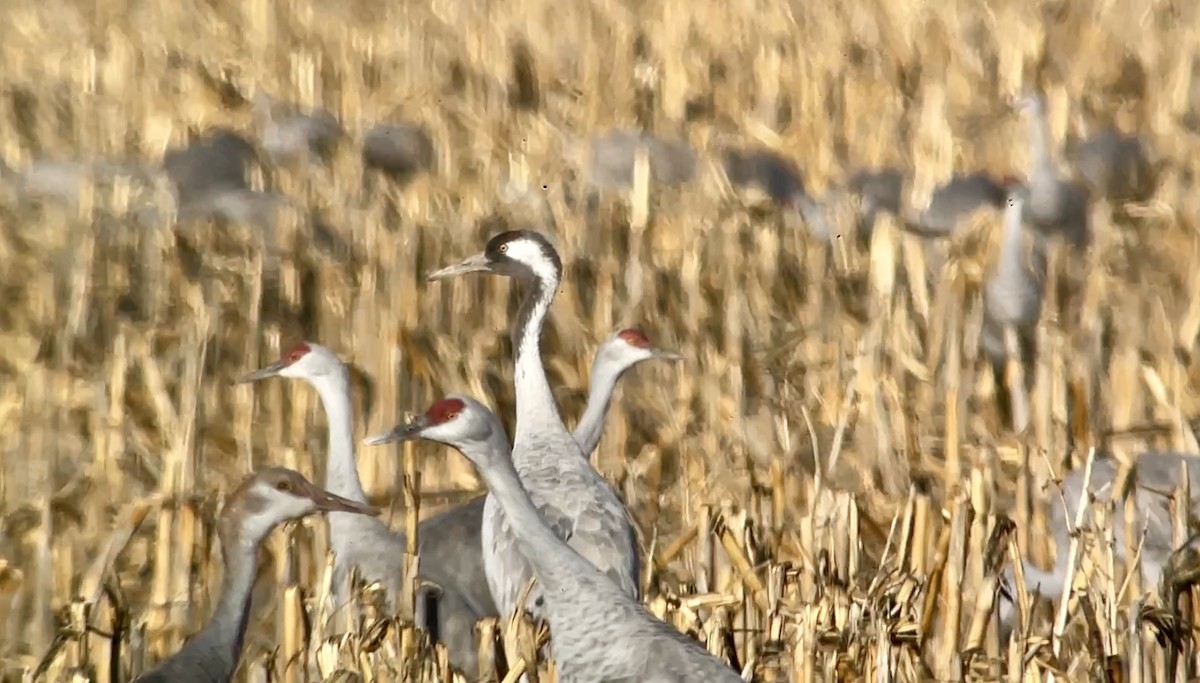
[{"xmin": 2, "ymin": 0, "xmax": 1200, "ymax": 680}]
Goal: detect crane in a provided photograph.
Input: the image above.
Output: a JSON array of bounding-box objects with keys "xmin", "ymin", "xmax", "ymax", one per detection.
[
  {"xmin": 1000, "ymin": 451, "xmax": 1200, "ymax": 628},
  {"xmin": 574, "ymin": 327, "xmax": 681, "ymax": 457},
  {"xmin": 135, "ymin": 467, "xmax": 377, "ymax": 683},
  {"xmin": 237, "ymin": 342, "xmax": 495, "ymax": 676},
  {"xmin": 1012, "ymin": 91, "xmax": 1092, "ymax": 248},
  {"xmin": 365, "ymin": 396, "xmax": 743, "ymax": 683},
  {"xmin": 426, "ymin": 230, "xmax": 642, "ymax": 627}
]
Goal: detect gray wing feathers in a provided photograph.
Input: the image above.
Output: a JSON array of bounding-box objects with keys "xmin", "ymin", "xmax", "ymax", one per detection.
[
  {"xmin": 487, "ymin": 467, "xmax": 639, "ymax": 620},
  {"xmin": 1055, "ymin": 452, "xmax": 1200, "ymax": 558}
]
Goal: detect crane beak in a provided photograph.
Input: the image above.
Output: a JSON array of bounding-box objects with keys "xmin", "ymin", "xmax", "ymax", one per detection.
[
  {"xmin": 426, "ymin": 252, "xmax": 491, "ymax": 282},
  {"xmin": 306, "ymin": 485, "xmax": 381, "ymax": 516},
  {"xmin": 363, "ymin": 418, "xmax": 428, "ymax": 446},
  {"xmin": 652, "ymin": 349, "xmax": 683, "ymax": 362},
  {"xmin": 237, "ymin": 360, "xmax": 285, "ymax": 383}
]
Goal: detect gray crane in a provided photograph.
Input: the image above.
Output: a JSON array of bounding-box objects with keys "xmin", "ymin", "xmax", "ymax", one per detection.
[
  {"xmin": 0, "ymin": 158, "xmax": 157, "ymax": 210},
  {"xmin": 238, "ymin": 342, "xmax": 495, "ymax": 676},
  {"xmin": 979, "ymin": 186, "xmax": 1047, "ymax": 365},
  {"xmin": 717, "ymin": 147, "xmax": 852, "ymax": 244},
  {"xmin": 574, "ymin": 327, "xmax": 681, "ymax": 457},
  {"xmin": 719, "ymin": 146, "xmax": 805, "ymax": 207},
  {"xmin": 584, "ymin": 129, "xmax": 697, "ymax": 197},
  {"xmin": 902, "ymin": 172, "xmax": 1009, "ymax": 238},
  {"xmin": 162, "ymin": 128, "xmax": 288, "ymax": 226},
  {"xmin": 978, "ymin": 186, "xmax": 1046, "ymax": 431},
  {"xmin": 162, "ymin": 128, "xmax": 260, "ymax": 209},
  {"xmin": 365, "ymin": 396, "xmax": 744, "ymax": 683},
  {"xmin": 846, "ymin": 166, "xmax": 905, "ymax": 237},
  {"xmin": 1066, "ymin": 127, "xmax": 1157, "ymax": 205},
  {"xmin": 361, "ymin": 122, "xmax": 437, "ymax": 186},
  {"xmin": 134, "ymin": 467, "xmax": 377, "ymax": 683},
  {"xmin": 253, "ymin": 93, "xmax": 344, "ymax": 166},
  {"xmin": 1000, "ymin": 451, "xmax": 1200, "ymax": 627},
  {"xmin": 1012, "ymin": 92, "xmax": 1092, "ymax": 248},
  {"xmin": 427, "ymin": 231, "xmax": 642, "ymax": 627}
]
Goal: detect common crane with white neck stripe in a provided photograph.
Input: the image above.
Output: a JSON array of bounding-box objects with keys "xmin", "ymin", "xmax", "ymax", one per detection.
[{"xmin": 426, "ymin": 231, "xmax": 642, "ymax": 626}]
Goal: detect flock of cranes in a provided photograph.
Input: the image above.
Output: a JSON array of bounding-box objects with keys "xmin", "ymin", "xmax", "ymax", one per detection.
[
  {"xmin": 135, "ymin": 231, "xmax": 726, "ymax": 681},
  {"xmin": 20, "ymin": 75, "xmax": 1191, "ymax": 679}
]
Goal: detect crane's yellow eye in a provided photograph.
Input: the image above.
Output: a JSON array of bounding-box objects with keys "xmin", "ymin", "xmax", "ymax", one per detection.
[
  {"xmin": 499, "ymin": 244, "xmax": 508, "ymax": 253},
  {"xmin": 447, "ymin": 412, "xmax": 460, "ymax": 421}
]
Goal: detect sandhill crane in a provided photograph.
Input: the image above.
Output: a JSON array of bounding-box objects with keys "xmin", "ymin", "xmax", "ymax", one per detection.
[
  {"xmin": 978, "ymin": 186, "xmax": 1047, "ymax": 432},
  {"xmin": 135, "ymin": 467, "xmax": 377, "ymax": 683},
  {"xmin": 979, "ymin": 187, "xmax": 1047, "ymax": 365},
  {"xmin": 162, "ymin": 128, "xmax": 288, "ymax": 226},
  {"xmin": 719, "ymin": 147, "xmax": 805, "ymax": 207},
  {"xmin": 1000, "ymin": 452, "xmax": 1200, "ymax": 628},
  {"xmin": 575, "ymin": 327, "xmax": 681, "ymax": 457},
  {"xmin": 717, "ymin": 147, "xmax": 852, "ymax": 243},
  {"xmin": 903, "ymin": 173, "xmax": 1009, "ymax": 238},
  {"xmin": 584, "ymin": 129, "xmax": 696, "ymax": 196},
  {"xmin": 1067, "ymin": 127, "xmax": 1157, "ymax": 204},
  {"xmin": 237, "ymin": 343, "xmax": 495, "ymax": 675},
  {"xmin": 1012, "ymin": 92, "xmax": 1092, "ymax": 248},
  {"xmin": 365, "ymin": 396, "xmax": 743, "ymax": 683},
  {"xmin": 362, "ymin": 122, "xmax": 437, "ymax": 185},
  {"xmin": 253, "ymin": 93, "xmax": 344, "ymax": 166},
  {"xmin": 163, "ymin": 128, "xmax": 260, "ymax": 208},
  {"xmin": 427, "ymin": 231, "xmax": 641, "ymax": 625},
  {"xmin": 846, "ymin": 166, "xmax": 905, "ymax": 236}
]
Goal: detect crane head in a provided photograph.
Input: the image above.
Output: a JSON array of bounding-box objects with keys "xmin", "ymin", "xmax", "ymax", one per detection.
[
  {"xmin": 426, "ymin": 230, "xmax": 562, "ymax": 284},
  {"xmin": 236, "ymin": 341, "xmax": 342, "ymax": 383},
  {"xmin": 363, "ymin": 395, "xmax": 504, "ymax": 457},
  {"xmin": 594, "ymin": 327, "xmax": 683, "ymax": 372},
  {"xmin": 224, "ymin": 467, "xmax": 379, "ymax": 544}
]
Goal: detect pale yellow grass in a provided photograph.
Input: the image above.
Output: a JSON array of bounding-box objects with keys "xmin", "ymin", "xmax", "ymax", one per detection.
[{"xmin": 2, "ymin": 0, "xmax": 1200, "ymax": 680}]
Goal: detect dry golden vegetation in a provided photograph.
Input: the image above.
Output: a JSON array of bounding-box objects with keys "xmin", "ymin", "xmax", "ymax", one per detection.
[{"xmin": 3, "ymin": 0, "xmax": 1200, "ymax": 679}]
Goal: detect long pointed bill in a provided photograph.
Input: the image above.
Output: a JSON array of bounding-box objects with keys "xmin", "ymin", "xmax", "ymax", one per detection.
[
  {"xmin": 306, "ymin": 485, "xmax": 380, "ymax": 516},
  {"xmin": 426, "ymin": 252, "xmax": 491, "ymax": 282},
  {"xmin": 237, "ymin": 360, "xmax": 285, "ymax": 383},
  {"xmin": 363, "ymin": 418, "xmax": 428, "ymax": 446},
  {"xmin": 652, "ymin": 349, "xmax": 683, "ymax": 361}
]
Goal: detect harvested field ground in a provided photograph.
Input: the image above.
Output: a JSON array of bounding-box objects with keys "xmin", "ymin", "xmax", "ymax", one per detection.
[{"xmin": 3, "ymin": 0, "xmax": 1200, "ymax": 680}]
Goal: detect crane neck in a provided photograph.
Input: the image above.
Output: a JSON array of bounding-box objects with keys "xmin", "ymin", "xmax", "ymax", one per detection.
[
  {"xmin": 471, "ymin": 430, "xmax": 589, "ymax": 589},
  {"xmin": 996, "ymin": 201, "xmax": 1027, "ymax": 282},
  {"xmin": 573, "ymin": 358, "xmax": 632, "ymax": 458},
  {"xmin": 1025, "ymin": 111, "xmax": 1056, "ymax": 178},
  {"xmin": 511, "ymin": 270, "xmax": 567, "ymax": 447},
  {"xmin": 170, "ymin": 520, "xmax": 262, "ymax": 680},
  {"xmin": 311, "ymin": 368, "xmax": 368, "ymax": 504}
]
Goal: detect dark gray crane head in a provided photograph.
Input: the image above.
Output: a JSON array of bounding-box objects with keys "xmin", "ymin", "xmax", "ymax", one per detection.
[
  {"xmin": 363, "ymin": 395, "xmax": 505, "ymax": 464},
  {"xmin": 426, "ymin": 230, "xmax": 562, "ymax": 284},
  {"xmin": 596, "ymin": 327, "xmax": 682, "ymax": 370},
  {"xmin": 237, "ymin": 341, "xmax": 343, "ymax": 383},
  {"xmin": 224, "ymin": 467, "xmax": 379, "ymax": 543}
]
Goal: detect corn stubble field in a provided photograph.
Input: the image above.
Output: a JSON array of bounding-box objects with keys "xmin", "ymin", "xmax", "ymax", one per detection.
[{"xmin": 2, "ymin": 0, "xmax": 1200, "ymax": 679}]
